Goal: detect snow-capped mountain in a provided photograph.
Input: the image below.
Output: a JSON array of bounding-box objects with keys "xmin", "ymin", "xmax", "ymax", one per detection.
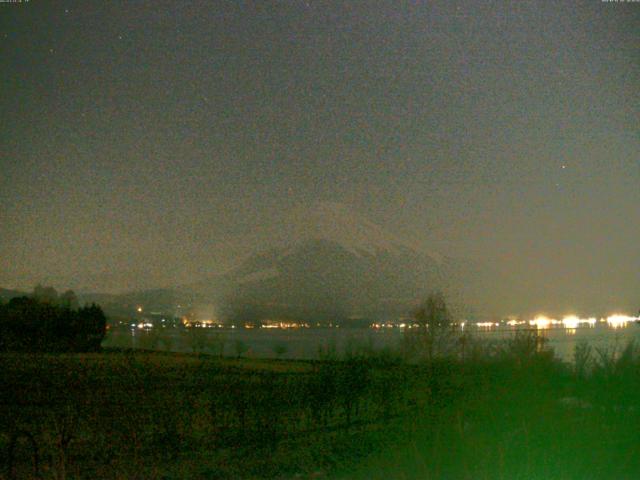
[{"xmin": 206, "ymin": 202, "xmax": 475, "ymax": 323}]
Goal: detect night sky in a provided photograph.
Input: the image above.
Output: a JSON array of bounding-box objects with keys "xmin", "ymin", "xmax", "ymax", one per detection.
[{"xmin": 1, "ymin": 1, "xmax": 638, "ymax": 314}]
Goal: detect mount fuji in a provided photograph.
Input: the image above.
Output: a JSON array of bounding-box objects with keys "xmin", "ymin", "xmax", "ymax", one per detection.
[{"xmin": 185, "ymin": 202, "xmax": 479, "ymax": 323}]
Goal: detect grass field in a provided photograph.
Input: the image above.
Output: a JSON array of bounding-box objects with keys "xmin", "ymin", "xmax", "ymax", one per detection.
[{"xmin": 1, "ymin": 335, "xmax": 639, "ymax": 479}]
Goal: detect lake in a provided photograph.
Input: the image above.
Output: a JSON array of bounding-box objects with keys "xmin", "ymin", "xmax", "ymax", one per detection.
[{"xmin": 103, "ymin": 321, "xmax": 640, "ymax": 362}]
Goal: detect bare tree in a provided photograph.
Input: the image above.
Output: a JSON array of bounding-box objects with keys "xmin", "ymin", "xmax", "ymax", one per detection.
[{"xmin": 405, "ymin": 291, "xmax": 458, "ymax": 361}]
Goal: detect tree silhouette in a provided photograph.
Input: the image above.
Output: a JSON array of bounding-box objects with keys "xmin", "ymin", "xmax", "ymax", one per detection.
[
  {"xmin": 405, "ymin": 291, "xmax": 457, "ymax": 361},
  {"xmin": 59, "ymin": 290, "xmax": 79, "ymax": 309},
  {"xmin": 414, "ymin": 291, "xmax": 452, "ymax": 329},
  {"xmin": 0, "ymin": 291, "xmax": 106, "ymax": 352},
  {"xmin": 33, "ymin": 284, "xmax": 59, "ymax": 304}
]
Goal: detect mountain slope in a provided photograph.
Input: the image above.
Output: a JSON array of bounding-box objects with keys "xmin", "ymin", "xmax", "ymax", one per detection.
[{"xmin": 220, "ymin": 237, "xmax": 445, "ymax": 322}]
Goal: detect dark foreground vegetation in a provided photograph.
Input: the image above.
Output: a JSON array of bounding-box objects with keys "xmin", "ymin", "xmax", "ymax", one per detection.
[{"xmin": 1, "ymin": 332, "xmax": 639, "ymax": 479}]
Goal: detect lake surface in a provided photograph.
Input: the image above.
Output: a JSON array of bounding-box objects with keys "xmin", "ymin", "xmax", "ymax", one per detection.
[{"xmin": 104, "ymin": 322, "xmax": 640, "ymax": 363}]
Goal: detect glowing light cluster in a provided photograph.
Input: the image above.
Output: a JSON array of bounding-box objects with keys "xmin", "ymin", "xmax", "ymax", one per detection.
[
  {"xmin": 561, "ymin": 316, "xmax": 596, "ymax": 329},
  {"xmin": 261, "ymin": 322, "xmax": 310, "ymax": 329},
  {"xmin": 476, "ymin": 322, "xmax": 499, "ymax": 328},
  {"xmin": 372, "ymin": 323, "xmax": 418, "ymax": 329},
  {"xmin": 506, "ymin": 319, "xmax": 526, "ymax": 326},
  {"xmin": 529, "ymin": 316, "xmax": 560, "ymax": 329},
  {"xmin": 526, "ymin": 315, "xmax": 598, "ymax": 330},
  {"xmin": 606, "ymin": 314, "xmax": 639, "ymax": 329},
  {"xmin": 561, "ymin": 315, "xmax": 580, "ymax": 329}
]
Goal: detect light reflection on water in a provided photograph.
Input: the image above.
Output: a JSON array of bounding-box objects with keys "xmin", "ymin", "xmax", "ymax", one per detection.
[
  {"xmin": 104, "ymin": 321, "xmax": 640, "ymax": 362},
  {"xmin": 467, "ymin": 322, "xmax": 640, "ymax": 361}
]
